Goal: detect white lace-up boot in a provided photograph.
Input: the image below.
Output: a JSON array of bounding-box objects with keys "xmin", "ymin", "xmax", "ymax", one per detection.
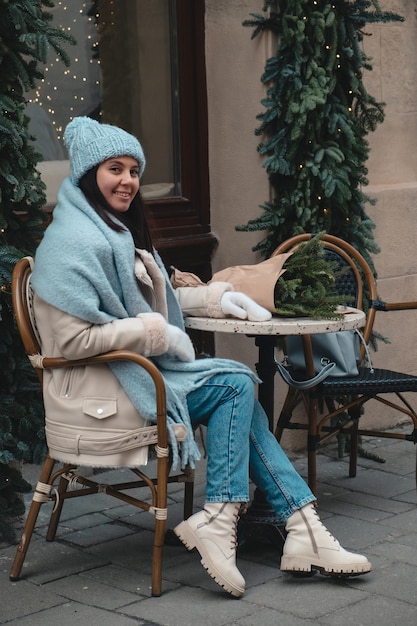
[
  {"xmin": 281, "ymin": 503, "xmax": 372, "ymax": 576},
  {"xmin": 174, "ymin": 502, "xmax": 245, "ymax": 597}
]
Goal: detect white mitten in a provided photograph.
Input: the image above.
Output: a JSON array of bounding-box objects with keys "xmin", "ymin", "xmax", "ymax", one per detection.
[
  {"xmin": 166, "ymin": 324, "xmax": 195, "ymax": 362},
  {"xmin": 220, "ymin": 292, "xmax": 272, "ymax": 321}
]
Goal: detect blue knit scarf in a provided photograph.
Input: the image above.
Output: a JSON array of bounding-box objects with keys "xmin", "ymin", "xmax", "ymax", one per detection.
[{"xmin": 32, "ymin": 178, "xmax": 258, "ymax": 468}]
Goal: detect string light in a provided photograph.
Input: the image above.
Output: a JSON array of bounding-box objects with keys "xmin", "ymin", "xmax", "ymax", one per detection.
[{"xmin": 27, "ymin": 1, "xmax": 101, "ymax": 146}]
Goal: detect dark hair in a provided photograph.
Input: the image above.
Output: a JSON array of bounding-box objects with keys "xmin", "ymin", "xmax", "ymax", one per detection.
[{"xmin": 78, "ymin": 165, "xmax": 154, "ymax": 252}]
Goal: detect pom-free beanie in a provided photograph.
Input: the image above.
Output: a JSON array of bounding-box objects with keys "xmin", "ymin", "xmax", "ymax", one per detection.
[{"xmin": 64, "ymin": 116, "xmax": 146, "ymax": 184}]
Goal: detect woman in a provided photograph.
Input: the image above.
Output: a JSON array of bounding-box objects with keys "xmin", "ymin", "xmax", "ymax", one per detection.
[{"xmin": 31, "ymin": 117, "xmax": 371, "ymax": 598}]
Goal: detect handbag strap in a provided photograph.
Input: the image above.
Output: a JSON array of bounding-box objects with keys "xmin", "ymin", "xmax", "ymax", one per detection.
[
  {"xmin": 355, "ymin": 328, "xmax": 374, "ymax": 373},
  {"xmin": 275, "ymin": 358, "xmax": 336, "ymax": 390}
]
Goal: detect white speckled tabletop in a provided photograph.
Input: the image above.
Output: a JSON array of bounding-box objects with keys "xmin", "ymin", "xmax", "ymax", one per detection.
[{"xmin": 184, "ymin": 307, "xmax": 365, "ymax": 336}]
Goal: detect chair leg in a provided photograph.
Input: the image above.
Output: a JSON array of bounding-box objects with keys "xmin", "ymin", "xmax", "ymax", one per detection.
[
  {"xmin": 9, "ymin": 455, "xmax": 56, "ymax": 581},
  {"xmin": 348, "ymin": 408, "xmax": 361, "ymax": 478},
  {"xmin": 275, "ymin": 387, "xmax": 300, "ymax": 441},
  {"xmin": 151, "ymin": 516, "xmax": 166, "ymax": 597},
  {"xmin": 150, "ymin": 454, "xmax": 169, "ymax": 597},
  {"xmin": 307, "ymin": 398, "xmax": 320, "ymax": 496},
  {"xmin": 183, "ymin": 466, "xmax": 195, "ymax": 520},
  {"xmin": 348, "ymin": 423, "xmax": 359, "ymax": 477},
  {"xmin": 46, "ymin": 466, "xmax": 74, "ymax": 541}
]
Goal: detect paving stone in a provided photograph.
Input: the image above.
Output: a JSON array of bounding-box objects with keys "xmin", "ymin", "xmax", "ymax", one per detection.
[
  {"xmin": 3, "ymin": 602, "xmax": 143, "ymax": 626},
  {"xmin": 77, "ymin": 562, "xmax": 178, "ymax": 596},
  {"xmin": 320, "ymin": 592, "xmax": 417, "ymax": 626},
  {"xmin": 334, "ymin": 490, "xmax": 414, "ymax": 514},
  {"xmin": 0, "ymin": 575, "xmax": 63, "ymax": 622},
  {"xmin": 376, "ymin": 506, "xmax": 417, "ymax": 532},
  {"xmin": 63, "ymin": 521, "xmax": 136, "ymax": 547},
  {"xmin": 234, "ymin": 607, "xmax": 316, "ymax": 626},
  {"xmin": 320, "ymin": 467, "xmax": 415, "ymax": 498},
  {"xmin": 350, "ymin": 560, "xmax": 417, "ymax": 605},
  {"xmin": 369, "ymin": 536, "xmax": 417, "ymax": 567},
  {"xmin": 392, "ymin": 488, "xmax": 417, "ymax": 505},
  {"xmin": 240, "ymin": 575, "xmax": 370, "ymax": 621},
  {"xmin": 318, "ymin": 497, "xmax": 394, "ymax": 522},
  {"xmin": 118, "ymin": 585, "xmax": 262, "ymax": 626},
  {"xmin": 317, "ymin": 512, "xmax": 405, "ymax": 551},
  {"xmin": 44, "ymin": 573, "xmax": 146, "ymax": 610},
  {"xmin": 5, "ymin": 537, "xmax": 108, "ymax": 585}
]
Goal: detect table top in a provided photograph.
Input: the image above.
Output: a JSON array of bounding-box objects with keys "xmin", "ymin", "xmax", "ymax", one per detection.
[{"xmin": 184, "ymin": 307, "xmax": 365, "ymax": 336}]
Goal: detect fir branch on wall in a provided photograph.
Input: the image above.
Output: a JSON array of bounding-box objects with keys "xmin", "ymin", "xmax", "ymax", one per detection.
[{"xmin": 0, "ymin": 0, "xmax": 74, "ymax": 543}]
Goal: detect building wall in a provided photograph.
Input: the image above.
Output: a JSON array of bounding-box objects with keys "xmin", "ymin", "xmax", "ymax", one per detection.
[
  {"xmin": 204, "ymin": 0, "xmax": 417, "ymax": 445},
  {"xmin": 365, "ymin": 0, "xmax": 417, "ymax": 427},
  {"xmin": 205, "ymin": 0, "xmax": 273, "ymax": 373}
]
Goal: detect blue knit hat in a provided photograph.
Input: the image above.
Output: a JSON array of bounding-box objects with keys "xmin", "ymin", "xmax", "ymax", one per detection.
[{"xmin": 64, "ymin": 116, "xmax": 146, "ymax": 184}]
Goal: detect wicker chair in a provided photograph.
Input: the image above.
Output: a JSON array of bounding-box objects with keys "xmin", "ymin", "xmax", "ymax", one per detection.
[
  {"xmin": 9, "ymin": 256, "xmax": 195, "ymax": 596},
  {"xmin": 273, "ymin": 234, "xmax": 417, "ymax": 495}
]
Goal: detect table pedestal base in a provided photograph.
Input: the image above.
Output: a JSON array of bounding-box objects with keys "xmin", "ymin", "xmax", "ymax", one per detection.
[
  {"xmin": 236, "ymin": 337, "xmax": 286, "ymax": 552},
  {"xmin": 238, "ymin": 489, "xmax": 286, "ymax": 552}
]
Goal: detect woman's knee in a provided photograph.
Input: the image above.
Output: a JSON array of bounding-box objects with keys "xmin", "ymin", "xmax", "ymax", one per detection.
[{"xmin": 219, "ymin": 372, "xmax": 255, "ymax": 401}]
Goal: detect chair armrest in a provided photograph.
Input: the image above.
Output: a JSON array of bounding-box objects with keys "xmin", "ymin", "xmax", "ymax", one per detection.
[
  {"xmin": 41, "ymin": 349, "xmax": 162, "ymax": 379},
  {"xmin": 370, "ymin": 299, "xmax": 417, "ymax": 312},
  {"xmin": 39, "ymin": 350, "xmax": 169, "ymax": 447}
]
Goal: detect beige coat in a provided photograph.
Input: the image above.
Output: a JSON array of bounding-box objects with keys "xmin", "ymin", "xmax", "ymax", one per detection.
[{"xmin": 33, "ymin": 279, "xmax": 231, "ymax": 467}]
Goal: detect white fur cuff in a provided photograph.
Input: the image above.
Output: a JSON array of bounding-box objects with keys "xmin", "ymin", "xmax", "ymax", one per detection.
[
  {"xmin": 205, "ymin": 282, "xmax": 234, "ymax": 318},
  {"xmin": 136, "ymin": 312, "xmax": 169, "ymax": 356}
]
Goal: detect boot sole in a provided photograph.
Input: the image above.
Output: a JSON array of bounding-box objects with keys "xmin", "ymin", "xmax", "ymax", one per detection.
[
  {"xmin": 174, "ymin": 521, "xmax": 245, "ymax": 598},
  {"xmin": 280, "ymin": 555, "xmax": 372, "ymax": 577}
]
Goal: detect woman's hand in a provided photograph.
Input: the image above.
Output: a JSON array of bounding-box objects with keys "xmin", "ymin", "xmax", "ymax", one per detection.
[
  {"xmin": 166, "ymin": 324, "xmax": 195, "ymax": 361},
  {"xmin": 220, "ymin": 292, "xmax": 272, "ymax": 322}
]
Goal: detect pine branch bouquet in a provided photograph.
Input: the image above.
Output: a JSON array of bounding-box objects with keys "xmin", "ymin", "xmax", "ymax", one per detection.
[{"xmin": 274, "ymin": 233, "xmax": 345, "ymax": 318}]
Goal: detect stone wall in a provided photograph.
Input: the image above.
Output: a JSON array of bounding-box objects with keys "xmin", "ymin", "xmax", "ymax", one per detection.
[{"xmin": 205, "ymin": 0, "xmax": 417, "ymax": 443}]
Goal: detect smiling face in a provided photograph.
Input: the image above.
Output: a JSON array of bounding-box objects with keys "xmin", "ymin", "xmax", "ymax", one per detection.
[{"xmin": 96, "ymin": 156, "xmax": 140, "ymax": 213}]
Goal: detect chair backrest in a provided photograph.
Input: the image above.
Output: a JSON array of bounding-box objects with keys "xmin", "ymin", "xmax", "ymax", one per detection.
[
  {"xmin": 12, "ymin": 256, "xmax": 43, "ymax": 383},
  {"xmin": 273, "ymin": 234, "xmax": 378, "ymax": 362}
]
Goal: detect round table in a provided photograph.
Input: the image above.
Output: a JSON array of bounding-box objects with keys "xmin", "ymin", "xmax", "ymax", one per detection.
[
  {"xmin": 185, "ymin": 308, "xmax": 365, "ymax": 548},
  {"xmin": 185, "ymin": 308, "xmax": 365, "ymax": 428}
]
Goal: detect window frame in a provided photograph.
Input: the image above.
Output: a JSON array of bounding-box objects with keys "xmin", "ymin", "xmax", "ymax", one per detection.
[{"xmin": 143, "ymin": 0, "xmax": 217, "ymax": 280}]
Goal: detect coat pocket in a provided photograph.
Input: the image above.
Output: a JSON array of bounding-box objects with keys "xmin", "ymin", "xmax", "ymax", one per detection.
[
  {"xmin": 61, "ymin": 367, "xmax": 75, "ymax": 398},
  {"xmin": 83, "ymin": 397, "xmax": 117, "ymax": 420}
]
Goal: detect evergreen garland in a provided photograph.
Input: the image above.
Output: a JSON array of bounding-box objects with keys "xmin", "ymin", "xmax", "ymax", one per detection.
[
  {"xmin": 0, "ymin": 0, "xmax": 74, "ymax": 542},
  {"xmin": 238, "ymin": 0, "xmax": 403, "ymax": 269}
]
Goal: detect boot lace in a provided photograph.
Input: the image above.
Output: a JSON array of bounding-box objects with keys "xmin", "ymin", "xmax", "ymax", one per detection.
[
  {"xmin": 313, "ymin": 507, "xmax": 339, "ymax": 545},
  {"xmin": 230, "ymin": 508, "xmax": 240, "ymax": 549}
]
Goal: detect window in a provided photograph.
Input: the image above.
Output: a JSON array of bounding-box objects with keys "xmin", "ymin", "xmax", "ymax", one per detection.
[{"xmin": 99, "ymin": 0, "xmax": 216, "ymax": 279}]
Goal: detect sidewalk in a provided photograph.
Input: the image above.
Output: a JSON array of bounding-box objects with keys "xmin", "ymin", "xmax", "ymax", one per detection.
[{"xmin": 1, "ymin": 425, "xmax": 416, "ymax": 625}]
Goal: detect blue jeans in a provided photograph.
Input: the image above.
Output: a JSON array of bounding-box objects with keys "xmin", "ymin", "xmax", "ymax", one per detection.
[{"xmin": 187, "ymin": 372, "xmax": 315, "ymax": 523}]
